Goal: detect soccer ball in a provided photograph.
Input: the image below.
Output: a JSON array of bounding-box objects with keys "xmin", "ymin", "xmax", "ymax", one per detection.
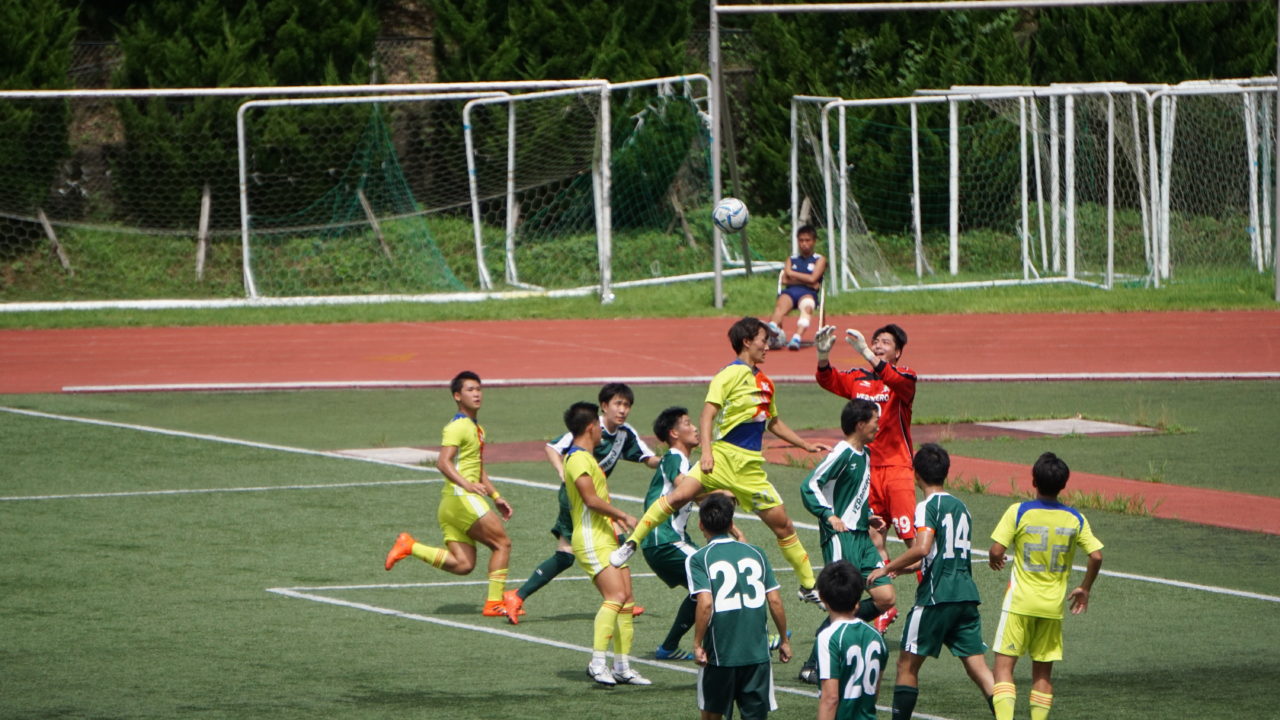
[{"xmin": 712, "ymin": 197, "xmax": 750, "ymax": 234}]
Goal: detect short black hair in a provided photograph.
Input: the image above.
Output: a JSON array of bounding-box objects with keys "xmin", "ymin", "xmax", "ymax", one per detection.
[
  {"xmin": 728, "ymin": 316, "xmax": 767, "ymax": 354},
  {"xmin": 450, "ymin": 370, "xmax": 481, "ymax": 395},
  {"xmin": 816, "ymin": 560, "xmax": 864, "ymax": 614},
  {"xmin": 699, "ymin": 493, "xmax": 736, "ymax": 535},
  {"xmin": 840, "ymin": 398, "xmax": 879, "ymax": 436},
  {"xmin": 653, "ymin": 406, "xmax": 689, "ymax": 445},
  {"xmin": 564, "ymin": 402, "xmax": 599, "ymax": 437},
  {"xmin": 1032, "ymin": 452, "xmax": 1070, "ymax": 496},
  {"xmin": 873, "ymin": 323, "xmax": 908, "ymax": 352},
  {"xmin": 598, "ymin": 382, "xmax": 635, "ymax": 406},
  {"xmin": 913, "ymin": 443, "xmax": 950, "ymax": 487},
  {"xmin": 797, "ymin": 224, "xmax": 817, "ymax": 239}
]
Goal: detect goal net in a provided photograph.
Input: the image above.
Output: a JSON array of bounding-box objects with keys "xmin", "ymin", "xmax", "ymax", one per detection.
[{"xmin": 792, "ymin": 81, "xmax": 1273, "ymax": 293}]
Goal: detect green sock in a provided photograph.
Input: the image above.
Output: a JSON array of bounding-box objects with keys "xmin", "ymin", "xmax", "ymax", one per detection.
[
  {"xmin": 855, "ymin": 598, "xmax": 880, "ymax": 621},
  {"xmin": 805, "ymin": 616, "xmax": 832, "ymax": 668},
  {"xmin": 892, "ymin": 685, "xmax": 919, "ymax": 719},
  {"xmin": 660, "ymin": 596, "xmax": 698, "ymax": 651},
  {"xmin": 518, "ymin": 550, "xmax": 574, "ymax": 599}
]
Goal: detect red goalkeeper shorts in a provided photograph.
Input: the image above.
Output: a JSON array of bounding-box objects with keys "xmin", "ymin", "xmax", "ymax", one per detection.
[{"xmin": 870, "ymin": 464, "xmax": 917, "ymax": 540}]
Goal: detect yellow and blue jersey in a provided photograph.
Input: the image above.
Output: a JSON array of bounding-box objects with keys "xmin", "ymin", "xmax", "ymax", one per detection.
[
  {"xmin": 440, "ymin": 412, "xmax": 485, "ymax": 497},
  {"xmin": 991, "ymin": 499, "xmax": 1104, "ymax": 619},
  {"xmin": 706, "ymin": 360, "xmax": 777, "ymax": 452}
]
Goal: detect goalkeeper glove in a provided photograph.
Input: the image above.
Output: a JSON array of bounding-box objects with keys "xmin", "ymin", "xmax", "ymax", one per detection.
[
  {"xmin": 845, "ymin": 329, "xmax": 879, "ymax": 365},
  {"xmin": 814, "ymin": 325, "xmax": 837, "ymax": 362}
]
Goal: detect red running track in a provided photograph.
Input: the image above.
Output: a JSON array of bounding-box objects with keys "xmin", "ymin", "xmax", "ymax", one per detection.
[
  {"xmin": 1, "ymin": 310, "xmax": 1278, "ymax": 393},
  {"xmin": 2, "ymin": 310, "xmax": 1279, "ymax": 533}
]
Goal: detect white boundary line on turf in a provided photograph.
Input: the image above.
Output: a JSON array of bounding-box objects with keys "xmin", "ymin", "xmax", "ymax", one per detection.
[
  {"xmin": 5, "ymin": 404, "xmax": 1279, "ymax": 604},
  {"xmin": 60, "ymin": 370, "xmax": 1280, "ymax": 393},
  {"xmin": 263, "ymin": 584, "xmax": 955, "ymax": 720}
]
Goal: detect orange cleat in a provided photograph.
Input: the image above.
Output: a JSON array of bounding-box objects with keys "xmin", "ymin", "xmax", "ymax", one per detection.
[
  {"xmin": 872, "ymin": 606, "xmax": 899, "ymax": 634},
  {"xmin": 631, "ymin": 604, "xmax": 645, "ymax": 617},
  {"xmin": 482, "ymin": 600, "xmax": 509, "ymax": 617},
  {"xmin": 384, "ymin": 532, "xmax": 416, "ymax": 571},
  {"xmin": 502, "ymin": 590, "xmax": 523, "ymax": 625}
]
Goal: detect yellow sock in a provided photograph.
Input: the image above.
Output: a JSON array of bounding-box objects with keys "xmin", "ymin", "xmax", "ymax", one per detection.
[
  {"xmin": 1029, "ymin": 690, "xmax": 1053, "ymax": 720},
  {"xmin": 410, "ymin": 542, "xmax": 448, "ymax": 569},
  {"xmin": 627, "ymin": 496, "xmax": 674, "ymax": 545},
  {"xmin": 993, "ymin": 681, "xmax": 1016, "ymax": 720},
  {"xmin": 777, "ymin": 533, "xmax": 816, "ymax": 588},
  {"xmin": 615, "ymin": 602, "xmax": 635, "ymax": 659},
  {"xmin": 593, "ymin": 601, "xmax": 622, "ymax": 652},
  {"xmin": 486, "ymin": 568, "xmax": 508, "ymax": 602}
]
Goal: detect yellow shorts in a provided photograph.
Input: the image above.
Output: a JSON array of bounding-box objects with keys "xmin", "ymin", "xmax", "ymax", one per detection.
[
  {"xmin": 687, "ymin": 442, "xmax": 782, "ymax": 513},
  {"xmin": 437, "ymin": 491, "xmax": 491, "ymax": 545},
  {"xmin": 992, "ymin": 611, "xmax": 1063, "ymax": 663},
  {"xmin": 572, "ymin": 525, "xmax": 622, "ymax": 578}
]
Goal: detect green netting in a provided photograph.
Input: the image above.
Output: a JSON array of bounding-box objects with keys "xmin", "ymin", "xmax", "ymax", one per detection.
[{"xmin": 249, "ymin": 105, "xmax": 464, "ymax": 296}]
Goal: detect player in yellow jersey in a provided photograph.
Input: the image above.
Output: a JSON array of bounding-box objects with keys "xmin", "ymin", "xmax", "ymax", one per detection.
[
  {"xmin": 611, "ymin": 316, "xmax": 830, "ymax": 603},
  {"xmin": 988, "ymin": 452, "xmax": 1104, "ymax": 720},
  {"xmin": 560, "ymin": 401, "xmax": 650, "ymax": 686},
  {"xmin": 383, "ymin": 371, "xmax": 521, "ymax": 624}
]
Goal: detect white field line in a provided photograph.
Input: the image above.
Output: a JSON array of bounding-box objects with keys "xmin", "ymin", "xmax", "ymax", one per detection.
[
  {"xmin": 4, "ymin": 404, "xmax": 1279, "ymax": 604},
  {"xmin": 61, "ymin": 370, "xmax": 1280, "ymax": 393},
  {"xmin": 265, "ymin": 583, "xmax": 955, "ymax": 720}
]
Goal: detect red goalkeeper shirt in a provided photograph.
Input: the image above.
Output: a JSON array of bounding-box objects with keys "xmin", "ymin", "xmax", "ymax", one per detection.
[{"xmin": 816, "ymin": 361, "xmax": 917, "ymax": 469}]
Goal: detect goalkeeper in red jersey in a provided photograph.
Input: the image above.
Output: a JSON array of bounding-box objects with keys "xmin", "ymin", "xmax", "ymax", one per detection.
[{"xmin": 814, "ymin": 323, "xmax": 918, "ymax": 551}]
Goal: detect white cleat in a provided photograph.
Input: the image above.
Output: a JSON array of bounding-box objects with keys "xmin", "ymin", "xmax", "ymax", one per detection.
[
  {"xmin": 612, "ymin": 668, "xmax": 652, "ymax": 686},
  {"xmin": 609, "ymin": 540, "xmax": 637, "ymax": 568},
  {"xmin": 587, "ymin": 661, "xmax": 617, "ymax": 686},
  {"xmin": 797, "ymin": 585, "xmax": 824, "ymax": 607}
]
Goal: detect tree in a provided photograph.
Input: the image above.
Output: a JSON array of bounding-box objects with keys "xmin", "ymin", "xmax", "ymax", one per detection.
[
  {"xmin": 0, "ymin": 0, "xmax": 77, "ymax": 227},
  {"xmin": 112, "ymin": 0, "xmax": 377, "ymax": 229}
]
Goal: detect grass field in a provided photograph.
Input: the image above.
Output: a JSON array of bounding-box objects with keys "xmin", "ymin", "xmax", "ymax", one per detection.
[{"xmin": 4, "ymin": 383, "xmax": 1279, "ymax": 719}]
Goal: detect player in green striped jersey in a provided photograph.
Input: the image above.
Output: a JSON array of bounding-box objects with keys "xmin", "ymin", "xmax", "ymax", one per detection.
[
  {"xmin": 690, "ymin": 492, "xmax": 791, "ymax": 719},
  {"xmin": 867, "ymin": 443, "xmax": 995, "ymax": 720},
  {"xmin": 797, "ymin": 399, "xmax": 897, "ymax": 683},
  {"xmin": 643, "ymin": 406, "xmax": 702, "ymax": 660},
  {"xmin": 815, "ymin": 560, "xmax": 885, "ymax": 720}
]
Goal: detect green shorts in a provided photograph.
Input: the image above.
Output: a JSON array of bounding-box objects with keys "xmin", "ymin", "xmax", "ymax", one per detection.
[
  {"xmin": 821, "ymin": 530, "xmax": 891, "ymax": 588},
  {"xmin": 550, "ymin": 484, "xmax": 573, "ymax": 540},
  {"xmin": 697, "ymin": 662, "xmax": 777, "ymax": 720},
  {"xmin": 641, "ymin": 542, "xmax": 696, "ymax": 589},
  {"xmin": 900, "ymin": 602, "xmax": 988, "ymax": 658}
]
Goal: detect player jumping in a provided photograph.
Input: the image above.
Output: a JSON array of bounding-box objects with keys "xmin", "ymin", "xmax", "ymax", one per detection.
[{"xmin": 610, "ymin": 316, "xmax": 829, "ymax": 605}]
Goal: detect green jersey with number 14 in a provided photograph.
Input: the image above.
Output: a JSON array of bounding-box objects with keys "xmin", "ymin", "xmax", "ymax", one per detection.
[
  {"xmin": 686, "ymin": 536, "xmax": 779, "ymax": 667},
  {"xmin": 914, "ymin": 492, "xmax": 982, "ymax": 606}
]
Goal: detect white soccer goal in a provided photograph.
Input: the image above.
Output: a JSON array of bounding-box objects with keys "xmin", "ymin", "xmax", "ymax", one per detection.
[
  {"xmin": 789, "ymin": 80, "xmax": 1277, "ymax": 293},
  {"xmin": 710, "ymin": 0, "xmax": 1280, "ymax": 304},
  {"xmin": 1, "ymin": 77, "xmax": 725, "ymax": 310}
]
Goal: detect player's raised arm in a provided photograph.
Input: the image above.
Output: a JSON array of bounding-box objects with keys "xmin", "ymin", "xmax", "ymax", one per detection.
[
  {"xmin": 845, "ymin": 328, "xmax": 880, "ymax": 366},
  {"xmin": 766, "ymin": 416, "xmax": 827, "ymax": 454}
]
